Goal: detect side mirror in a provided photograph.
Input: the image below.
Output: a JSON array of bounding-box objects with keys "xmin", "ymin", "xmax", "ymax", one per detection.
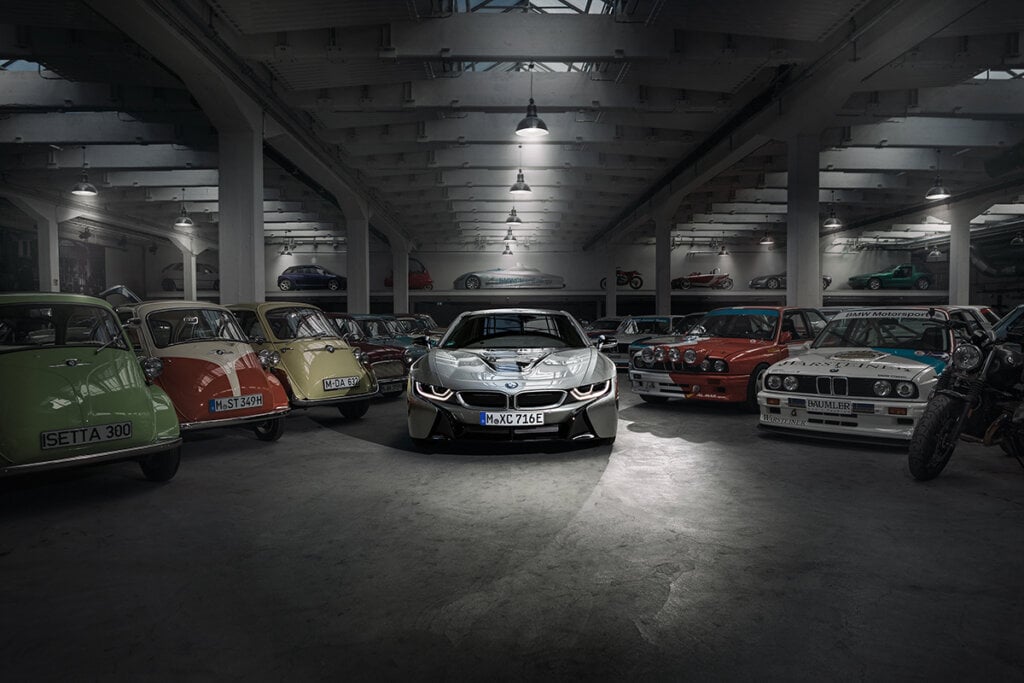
[
  {"xmin": 593, "ymin": 334, "xmax": 607, "ymax": 347},
  {"xmin": 250, "ymin": 335, "xmax": 266, "ymax": 345},
  {"xmin": 780, "ymin": 331, "xmax": 793, "ymax": 343}
]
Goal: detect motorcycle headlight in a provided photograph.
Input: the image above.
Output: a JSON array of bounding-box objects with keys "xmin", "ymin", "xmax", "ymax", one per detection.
[
  {"xmin": 873, "ymin": 380, "xmax": 892, "ymax": 397},
  {"xmin": 952, "ymin": 344, "xmax": 983, "ymax": 372},
  {"xmin": 654, "ymin": 347, "xmax": 665, "ymax": 362},
  {"xmin": 140, "ymin": 357, "xmax": 163, "ymax": 382},
  {"xmin": 766, "ymin": 375, "xmax": 782, "ymax": 390},
  {"xmin": 896, "ymin": 381, "xmax": 915, "ymax": 398},
  {"xmin": 414, "ymin": 381, "xmax": 453, "ymax": 401},
  {"xmin": 640, "ymin": 347, "xmax": 654, "ymax": 364},
  {"xmin": 783, "ymin": 375, "xmax": 799, "ymax": 391},
  {"xmin": 257, "ymin": 348, "xmax": 280, "ymax": 369},
  {"xmin": 668, "ymin": 348, "xmax": 680, "ymax": 363},
  {"xmin": 683, "ymin": 349, "xmax": 697, "ymax": 364},
  {"xmin": 712, "ymin": 359, "xmax": 727, "ymax": 373},
  {"xmin": 570, "ymin": 380, "xmax": 610, "ymax": 400}
]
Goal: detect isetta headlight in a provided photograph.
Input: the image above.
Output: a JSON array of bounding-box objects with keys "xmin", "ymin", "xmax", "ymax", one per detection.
[
  {"xmin": 257, "ymin": 349, "xmax": 280, "ymax": 369},
  {"xmin": 140, "ymin": 357, "xmax": 163, "ymax": 382}
]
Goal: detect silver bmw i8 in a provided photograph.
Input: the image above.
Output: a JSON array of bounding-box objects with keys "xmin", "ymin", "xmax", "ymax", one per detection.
[{"xmin": 407, "ymin": 309, "xmax": 618, "ymax": 447}]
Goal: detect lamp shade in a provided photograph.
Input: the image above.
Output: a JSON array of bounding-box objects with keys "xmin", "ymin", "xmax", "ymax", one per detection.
[
  {"xmin": 515, "ymin": 99, "xmax": 549, "ymax": 138},
  {"xmin": 71, "ymin": 172, "xmax": 98, "ymax": 197},
  {"xmin": 822, "ymin": 214, "xmax": 842, "ymax": 229},
  {"xmin": 509, "ymin": 169, "xmax": 532, "ymax": 194},
  {"xmin": 925, "ymin": 177, "xmax": 951, "ymax": 200},
  {"xmin": 505, "ymin": 208, "xmax": 522, "ymax": 224},
  {"xmin": 759, "ymin": 232, "xmax": 774, "ymax": 245},
  {"xmin": 502, "ymin": 244, "xmax": 514, "ymax": 255},
  {"xmin": 174, "ymin": 206, "xmax": 194, "ymax": 228}
]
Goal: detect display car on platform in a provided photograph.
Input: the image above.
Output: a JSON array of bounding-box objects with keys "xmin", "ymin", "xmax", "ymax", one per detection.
[
  {"xmin": 671, "ymin": 269, "xmax": 733, "ymax": 290},
  {"xmin": 407, "ymin": 309, "xmax": 617, "ymax": 446},
  {"xmin": 757, "ymin": 307, "xmax": 972, "ymax": 442},
  {"xmin": 115, "ymin": 300, "xmax": 291, "ymax": 441},
  {"xmin": 276, "ymin": 265, "xmax": 347, "ymax": 292},
  {"xmin": 629, "ymin": 307, "xmax": 827, "ymax": 409},
  {"xmin": 0, "ymin": 293, "xmax": 182, "ymax": 481},
  {"xmin": 229, "ymin": 302, "xmax": 377, "ymax": 419},
  {"xmin": 323, "ymin": 312, "xmax": 412, "ymax": 398},
  {"xmin": 453, "ymin": 266, "xmax": 566, "ymax": 290},
  {"xmin": 384, "ymin": 257, "xmax": 434, "ymax": 290},
  {"xmin": 847, "ymin": 263, "xmax": 933, "ymax": 290},
  {"xmin": 748, "ymin": 271, "xmax": 832, "ymax": 290}
]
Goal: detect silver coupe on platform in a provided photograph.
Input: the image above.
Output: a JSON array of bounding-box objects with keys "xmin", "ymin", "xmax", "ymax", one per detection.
[
  {"xmin": 407, "ymin": 309, "xmax": 617, "ymax": 447},
  {"xmin": 453, "ymin": 267, "xmax": 566, "ymax": 290}
]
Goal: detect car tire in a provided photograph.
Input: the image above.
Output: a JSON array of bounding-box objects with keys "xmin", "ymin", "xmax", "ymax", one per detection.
[
  {"xmin": 139, "ymin": 446, "xmax": 181, "ymax": 482},
  {"xmin": 424, "ymin": 283, "xmax": 433, "ymax": 290},
  {"xmin": 680, "ymin": 280, "xmax": 691, "ymax": 289},
  {"xmin": 253, "ymin": 417, "xmax": 285, "ymax": 442},
  {"xmin": 629, "ymin": 276, "xmax": 643, "ymax": 289},
  {"xmin": 766, "ymin": 278, "xmax": 780, "ymax": 289},
  {"xmin": 746, "ymin": 363, "xmax": 769, "ymax": 413},
  {"xmin": 327, "ymin": 279, "xmax": 341, "ymax": 291},
  {"xmin": 465, "ymin": 276, "xmax": 481, "ymax": 290},
  {"xmin": 639, "ymin": 394, "xmax": 668, "ymax": 404},
  {"xmin": 278, "ymin": 279, "xmax": 293, "ymax": 291},
  {"xmin": 161, "ymin": 279, "xmax": 176, "ymax": 291},
  {"xmin": 915, "ymin": 277, "xmax": 931, "ymax": 290},
  {"xmin": 599, "ymin": 277, "xmax": 607, "ymax": 290},
  {"xmin": 720, "ymin": 278, "xmax": 734, "ymax": 290},
  {"xmin": 338, "ymin": 400, "xmax": 369, "ymax": 419},
  {"xmin": 868, "ymin": 278, "xmax": 882, "ymax": 290}
]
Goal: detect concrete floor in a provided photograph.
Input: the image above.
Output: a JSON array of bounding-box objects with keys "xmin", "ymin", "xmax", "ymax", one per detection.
[{"xmin": 2, "ymin": 382, "xmax": 1023, "ymax": 680}]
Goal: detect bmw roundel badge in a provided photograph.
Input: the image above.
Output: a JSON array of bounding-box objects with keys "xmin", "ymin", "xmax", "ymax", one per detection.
[{"xmin": 505, "ymin": 382, "xmax": 518, "ymax": 389}]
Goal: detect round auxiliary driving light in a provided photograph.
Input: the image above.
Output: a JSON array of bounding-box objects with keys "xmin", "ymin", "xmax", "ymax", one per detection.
[
  {"xmin": 683, "ymin": 349, "xmax": 697, "ymax": 364},
  {"xmin": 654, "ymin": 348, "xmax": 665, "ymax": 362},
  {"xmin": 783, "ymin": 375, "xmax": 799, "ymax": 391},
  {"xmin": 641, "ymin": 347, "xmax": 654, "ymax": 364},
  {"xmin": 713, "ymin": 360, "xmax": 727, "ymax": 372},
  {"xmin": 668, "ymin": 348, "xmax": 680, "ymax": 363}
]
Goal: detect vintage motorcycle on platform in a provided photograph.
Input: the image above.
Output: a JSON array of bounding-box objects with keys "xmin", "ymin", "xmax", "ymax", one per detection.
[
  {"xmin": 908, "ymin": 314, "xmax": 1024, "ymax": 481},
  {"xmin": 600, "ymin": 268, "xmax": 644, "ymax": 290}
]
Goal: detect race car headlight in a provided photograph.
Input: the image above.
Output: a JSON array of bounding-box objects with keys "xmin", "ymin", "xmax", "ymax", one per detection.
[
  {"xmin": 414, "ymin": 381, "xmax": 453, "ymax": 401},
  {"xmin": 712, "ymin": 359, "xmax": 727, "ymax": 373},
  {"xmin": 952, "ymin": 344, "xmax": 983, "ymax": 372},
  {"xmin": 257, "ymin": 349, "xmax": 281, "ymax": 369},
  {"xmin": 641, "ymin": 347, "xmax": 654, "ymax": 364},
  {"xmin": 683, "ymin": 349, "xmax": 697, "ymax": 364},
  {"xmin": 570, "ymin": 380, "xmax": 611, "ymax": 400},
  {"xmin": 140, "ymin": 357, "xmax": 163, "ymax": 382},
  {"xmin": 873, "ymin": 380, "xmax": 892, "ymax": 397},
  {"xmin": 783, "ymin": 375, "xmax": 799, "ymax": 391},
  {"xmin": 766, "ymin": 375, "xmax": 782, "ymax": 390},
  {"xmin": 896, "ymin": 381, "xmax": 915, "ymax": 398},
  {"xmin": 668, "ymin": 348, "xmax": 680, "ymax": 363},
  {"xmin": 700, "ymin": 359, "xmax": 710, "ymax": 371},
  {"xmin": 654, "ymin": 347, "xmax": 665, "ymax": 362}
]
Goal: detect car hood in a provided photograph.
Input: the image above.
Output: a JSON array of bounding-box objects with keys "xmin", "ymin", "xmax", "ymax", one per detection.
[
  {"xmin": 629, "ymin": 335, "xmax": 684, "ymax": 349},
  {"xmin": 767, "ymin": 347, "xmax": 947, "ymax": 381},
  {"xmin": 417, "ymin": 347, "xmax": 608, "ymax": 388}
]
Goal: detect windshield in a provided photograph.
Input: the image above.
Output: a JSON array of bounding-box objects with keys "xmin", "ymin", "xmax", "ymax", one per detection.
[
  {"xmin": 588, "ymin": 318, "xmax": 621, "ymax": 332},
  {"xmin": 622, "ymin": 318, "xmax": 669, "ymax": 335},
  {"xmin": 813, "ymin": 313, "xmax": 949, "ymax": 352},
  {"xmin": 0, "ymin": 303, "xmax": 128, "ymax": 352},
  {"xmin": 442, "ymin": 312, "xmax": 588, "ymax": 350},
  {"xmin": 145, "ymin": 308, "xmax": 247, "ymax": 348},
  {"xmin": 692, "ymin": 311, "xmax": 779, "ymax": 340},
  {"xmin": 265, "ymin": 307, "xmax": 339, "ymax": 340},
  {"xmin": 382, "ymin": 319, "xmax": 406, "ymax": 336},
  {"xmin": 358, "ymin": 318, "xmax": 392, "ymax": 338}
]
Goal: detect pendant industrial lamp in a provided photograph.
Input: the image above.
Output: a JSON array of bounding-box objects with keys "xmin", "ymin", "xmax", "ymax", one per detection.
[
  {"xmin": 759, "ymin": 231, "xmax": 774, "ymax": 245},
  {"xmin": 505, "ymin": 207, "xmax": 523, "ymax": 224},
  {"xmin": 174, "ymin": 187, "xmax": 195, "ymax": 228},
  {"xmin": 822, "ymin": 190, "xmax": 841, "ymax": 229},
  {"xmin": 502, "ymin": 243, "xmax": 514, "ymax": 256},
  {"xmin": 515, "ymin": 63, "xmax": 549, "ymax": 138},
  {"xmin": 70, "ymin": 145, "xmax": 98, "ymax": 197},
  {"xmin": 509, "ymin": 144, "xmax": 532, "ymax": 194},
  {"xmin": 925, "ymin": 149, "xmax": 951, "ymax": 200}
]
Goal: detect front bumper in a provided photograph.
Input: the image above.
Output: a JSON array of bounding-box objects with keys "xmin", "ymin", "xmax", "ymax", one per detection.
[
  {"xmin": 758, "ymin": 389, "xmax": 925, "ymax": 441},
  {"xmin": 292, "ymin": 390, "xmax": 379, "ymax": 408},
  {"xmin": 629, "ymin": 368, "xmax": 748, "ymax": 402},
  {"xmin": 1, "ymin": 437, "xmax": 183, "ymax": 477},
  {"xmin": 179, "ymin": 407, "xmax": 290, "ymax": 432},
  {"xmin": 407, "ymin": 384, "xmax": 618, "ymax": 442}
]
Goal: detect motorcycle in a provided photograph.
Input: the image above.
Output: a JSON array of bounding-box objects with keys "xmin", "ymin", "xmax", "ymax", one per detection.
[
  {"xmin": 908, "ymin": 315, "xmax": 1024, "ymax": 481},
  {"xmin": 600, "ymin": 268, "xmax": 643, "ymax": 290}
]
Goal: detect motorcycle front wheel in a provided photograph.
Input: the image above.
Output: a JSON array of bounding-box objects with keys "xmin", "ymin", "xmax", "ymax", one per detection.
[{"xmin": 908, "ymin": 394, "xmax": 964, "ymax": 481}]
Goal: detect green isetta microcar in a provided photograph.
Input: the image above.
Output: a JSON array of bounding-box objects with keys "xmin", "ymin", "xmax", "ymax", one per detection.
[{"xmin": 0, "ymin": 293, "xmax": 182, "ymax": 481}]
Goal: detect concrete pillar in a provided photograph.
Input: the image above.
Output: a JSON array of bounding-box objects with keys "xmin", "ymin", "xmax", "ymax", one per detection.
[
  {"xmin": 947, "ymin": 214, "xmax": 971, "ymax": 305},
  {"xmin": 6, "ymin": 196, "xmax": 63, "ymax": 292},
  {"xmin": 347, "ymin": 215, "xmax": 370, "ymax": 314},
  {"xmin": 218, "ymin": 125, "xmax": 264, "ymax": 304},
  {"xmin": 392, "ymin": 247, "xmax": 409, "ymax": 313},
  {"xmin": 167, "ymin": 233, "xmax": 214, "ymax": 302},
  {"xmin": 786, "ymin": 134, "xmax": 822, "ymax": 308},
  {"xmin": 181, "ymin": 249, "xmax": 197, "ymax": 301},
  {"xmin": 655, "ymin": 220, "xmax": 672, "ymax": 315},
  {"xmin": 604, "ymin": 252, "xmax": 617, "ymax": 317}
]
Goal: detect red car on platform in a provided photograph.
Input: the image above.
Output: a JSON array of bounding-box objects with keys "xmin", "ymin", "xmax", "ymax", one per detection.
[
  {"xmin": 628, "ymin": 306, "xmax": 827, "ymax": 409},
  {"xmin": 117, "ymin": 300, "xmax": 291, "ymax": 440}
]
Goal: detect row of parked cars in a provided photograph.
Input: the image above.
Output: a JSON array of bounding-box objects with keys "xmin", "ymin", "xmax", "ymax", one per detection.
[{"xmin": 0, "ymin": 289, "xmax": 441, "ymax": 482}]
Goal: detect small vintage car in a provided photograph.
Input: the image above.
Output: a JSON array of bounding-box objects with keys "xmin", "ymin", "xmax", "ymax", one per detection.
[
  {"xmin": 748, "ymin": 271, "xmax": 832, "ymax": 290},
  {"xmin": 604, "ymin": 315, "xmax": 700, "ymax": 369},
  {"xmin": 408, "ymin": 308, "xmax": 617, "ymax": 446},
  {"xmin": 384, "ymin": 257, "xmax": 434, "ymax": 290},
  {"xmin": 116, "ymin": 300, "xmax": 291, "ymax": 440},
  {"xmin": 671, "ymin": 269, "xmax": 733, "ymax": 290},
  {"xmin": 229, "ymin": 302, "xmax": 377, "ymax": 418},
  {"xmin": 453, "ymin": 266, "xmax": 566, "ymax": 290},
  {"xmin": 757, "ymin": 307, "xmax": 965, "ymax": 442},
  {"xmin": 160, "ymin": 262, "xmax": 219, "ymax": 291},
  {"xmin": 0, "ymin": 293, "xmax": 182, "ymax": 481},
  {"xmin": 276, "ymin": 265, "xmax": 347, "ymax": 292},
  {"xmin": 323, "ymin": 312, "xmax": 412, "ymax": 398},
  {"xmin": 629, "ymin": 307, "xmax": 828, "ymax": 409},
  {"xmin": 847, "ymin": 263, "xmax": 933, "ymax": 290},
  {"xmin": 626, "ymin": 312, "xmax": 706, "ymax": 356}
]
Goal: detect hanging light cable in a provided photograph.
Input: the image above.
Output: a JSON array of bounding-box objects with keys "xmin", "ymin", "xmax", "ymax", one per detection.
[
  {"xmin": 70, "ymin": 145, "xmax": 98, "ymax": 196},
  {"xmin": 925, "ymin": 148, "xmax": 951, "ymax": 200},
  {"xmin": 174, "ymin": 187, "xmax": 195, "ymax": 228},
  {"xmin": 515, "ymin": 62, "xmax": 549, "ymax": 138},
  {"xmin": 509, "ymin": 144, "xmax": 532, "ymax": 194},
  {"xmin": 823, "ymin": 190, "xmax": 842, "ymax": 228}
]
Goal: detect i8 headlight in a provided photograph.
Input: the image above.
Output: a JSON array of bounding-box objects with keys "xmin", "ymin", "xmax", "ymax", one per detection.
[
  {"xmin": 952, "ymin": 344, "xmax": 983, "ymax": 372},
  {"xmin": 668, "ymin": 348, "xmax": 680, "ymax": 363},
  {"xmin": 414, "ymin": 381, "xmax": 453, "ymax": 401},
  {"xmin": 766, "ymin": 375, "xmax": 782, "ymax": 390},
  {"xmin": 783, "ymin": 375, "xmax": 799, "ymax": 391},
  {"xmin": 257, "ymin": 348, "xmax": 280, "ymax": 369},
  {"xmin": 895, "ymin": 381, "xmax": 915, "ymax": 398},
  {"xmin": 683, "ymin": 349, "xmax": 697, "ymax": 364},
  {"xmin": 570, "ymin": 380, "xmax": 610, "ymax": 400},
  {"xmin": 712, "ymin": 359, "xmax": 727, "ymax": 373},
  {"xmin": 641, "ymin": 347, "xmax": 655, "ymax": 364},
  {"xmin": 873, "ymin": 380, "xmax": 892, "ymax": 397}
]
